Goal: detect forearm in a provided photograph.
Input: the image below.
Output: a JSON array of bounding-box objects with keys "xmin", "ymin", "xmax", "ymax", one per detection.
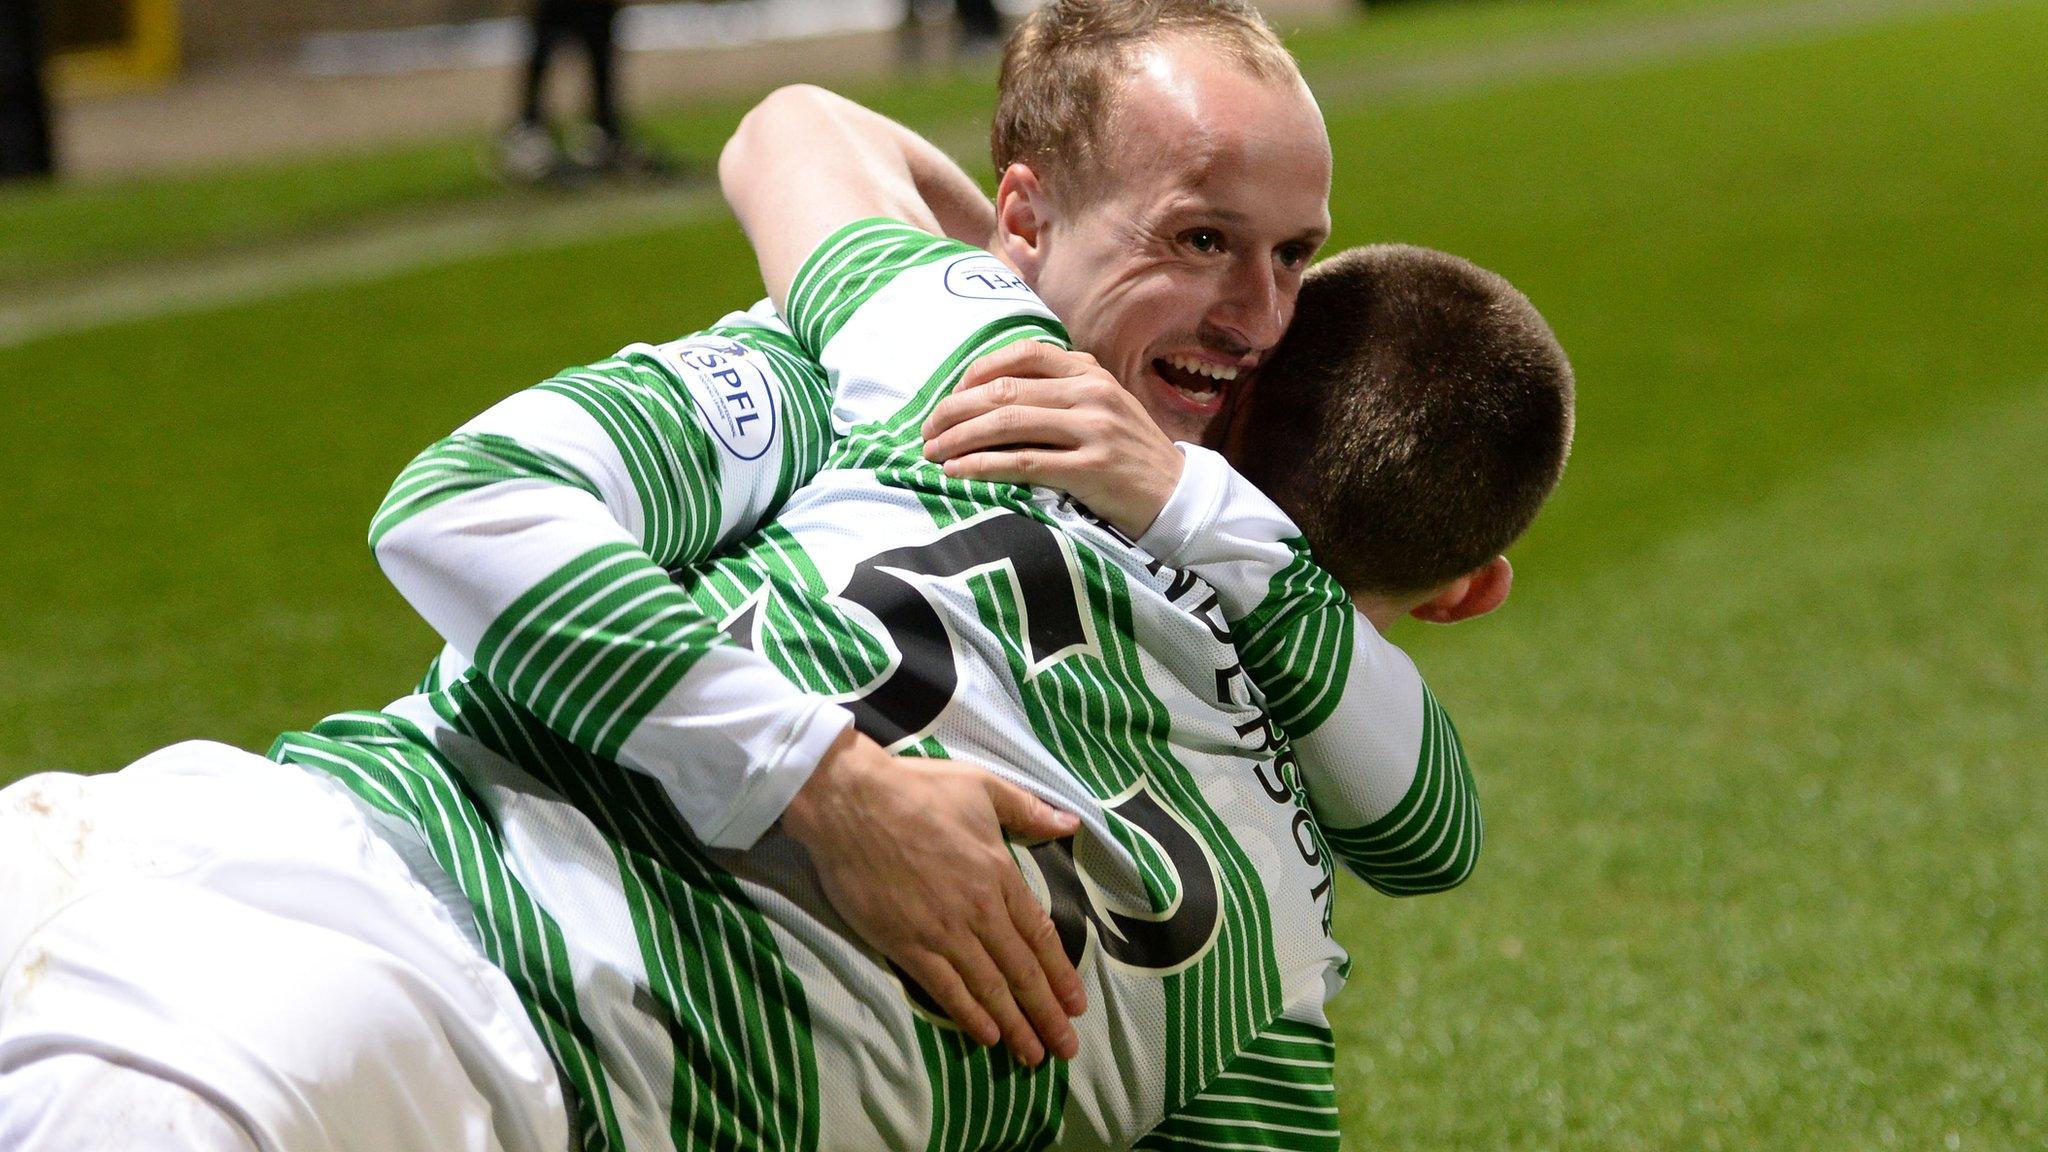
[
  {"xmin": 1137, "ymin": 445, "xmax": 1481, "ymax": 894},
  {"xmin": 890, "ymin": 110, "xmax": 996, "ymax": 245},
  {"xmin": 381, "ymin": 483, "xmax": 852, "ymax": 847},
  {"xmin": 1300, "ymin": 684, "xmax": 1480, "ymax": 896},
  {"xmin": 375, "ymin": 338, "xmax": 852, "ymax": 847},
  {"xmin": 721, "ymin": 85, "xmax": 992, "ymax": 306},
  {"xmin": 1138, "ymin": 445, "xmax": 1350, "ymax": 734}
]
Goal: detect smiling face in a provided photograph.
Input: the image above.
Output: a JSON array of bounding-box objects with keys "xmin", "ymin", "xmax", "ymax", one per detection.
[{"xmin": 994, "ymin": 37, "xmax": 1333, "ymax": 444}]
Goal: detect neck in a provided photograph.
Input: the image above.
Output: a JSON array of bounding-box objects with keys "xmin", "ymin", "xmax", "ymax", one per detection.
[
  {"xmin": 1350, "ymin": 594, "xmax": 1409, "ymax": 635},
  {"xmin": 988, "ymin": 231, "xmax": 1026, "ymax": 278}
]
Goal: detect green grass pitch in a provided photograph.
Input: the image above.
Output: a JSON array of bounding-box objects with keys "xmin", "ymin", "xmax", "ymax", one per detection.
[{"xmin": 3, "ymin": 0, "xmax": 2044, "ymax": 1145}]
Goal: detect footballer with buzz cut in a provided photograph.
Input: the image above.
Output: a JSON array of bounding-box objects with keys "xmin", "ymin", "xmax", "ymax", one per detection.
[
  {"xmin": 0, "ymin": 235, "xmax": 1568, "ymax": 1152},
  {"xmin": 0, "ymin": 2, "xmax": 1573, "ymax": 1150}
]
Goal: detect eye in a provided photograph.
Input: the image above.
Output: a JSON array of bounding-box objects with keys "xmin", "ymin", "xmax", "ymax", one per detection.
[
  {"xmin": 1277, "ymin": 242, "xmax": 1315, "ymax": 270},
  {"xmin": 1183, "ymin": 229, "xmax": 1225, "ymax": 255}
]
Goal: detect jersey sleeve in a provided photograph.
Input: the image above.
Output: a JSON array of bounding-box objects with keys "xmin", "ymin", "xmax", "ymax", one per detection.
[
  {"xmin": 1133, "ymin": 1017, "xmax": 1341, "ymax": 1152},
  {"xmin": 1139, "ymin": 444, "xmax": 1482, "ymax": 896},
  {"xmin": 369, "ymin": 312, "xmax": 857, "ymax": 850},
  {"xmin": 782, "ymin": 218, "xmax": 1070, "ymax": 433}
]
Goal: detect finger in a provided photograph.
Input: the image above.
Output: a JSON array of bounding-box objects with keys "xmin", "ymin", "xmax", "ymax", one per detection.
[
  {"xmin": 949, "ymin": 937, "xmax": 1046, "ymax": 1066},
  {"xmin": 983, "ymin": 897, "xmax": 1081, "ymax": 1057},
  {"xmin": 991, "ymin": 873, "xmax": 1089, "ymax": 1057},
  {"xmin": 959, "ymin": 344, "xmax": 1060, "ymax": 392},
  {"xmin": 900, "ymin": 950, "xmax": 1002, "ymax": 1049},
  {"xmin": 958, "ymin": 341, "xmax": 1095, "ymax": 393},
  {"xmin": 938, "ymin": 450, "xmax": 1042, "ymax": 488},
  {"xmin": 924, "ymin": 375, "xmax": 1092, "ymax": 441},
  {"xmin": 925, "ymin": 376, "xmax": 1022, "ymax": 442},
  {"xmin": 1012, "ymin": 878, "xmax": 1088, "ymax": 1019},
  {"xmin": 924, "ymin": 406, "xmax": 1088, "ymax": 463},
  {"xmin": 982, "ymin": 776, "xmax": 1081, "ymax": 842}
]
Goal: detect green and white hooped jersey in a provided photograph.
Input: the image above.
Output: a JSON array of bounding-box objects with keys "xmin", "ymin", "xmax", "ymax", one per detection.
[{"xmin": 275, "ymin": 222, "xmax": 1476, "ymax": 1150}]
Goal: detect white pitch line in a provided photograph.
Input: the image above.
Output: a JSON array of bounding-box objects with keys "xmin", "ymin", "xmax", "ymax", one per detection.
[
  {"xmin": 0, "ymin": 0, "xmax": 2029, "ymax": 351},
  {"xmin": 0, "ymin": 183, "xmax": 724, "ymax": 350}
]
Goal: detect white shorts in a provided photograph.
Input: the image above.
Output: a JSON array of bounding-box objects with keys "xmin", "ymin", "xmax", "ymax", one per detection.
[{"xmin": 0, "ymin": 741, "xmax": 570, "ymax": 1152}]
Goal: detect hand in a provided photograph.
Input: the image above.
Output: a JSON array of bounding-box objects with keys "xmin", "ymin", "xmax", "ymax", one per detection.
[
  {"xmin": 921, "ymin": 342, "xmax": 1185, "ymax": 539},
  {"xmin": 779, "ymin": 726, "xmax": 1088, "ymax": 1065}
]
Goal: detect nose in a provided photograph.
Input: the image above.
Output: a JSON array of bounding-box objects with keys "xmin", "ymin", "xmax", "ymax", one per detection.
[{"xmin": 1210, "ymin": 256, "xmax": 1287, "ymax": 353}]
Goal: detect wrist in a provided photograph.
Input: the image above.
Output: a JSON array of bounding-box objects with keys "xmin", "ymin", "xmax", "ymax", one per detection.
[
  {"xmin": 1136, "ymin": 443, "xmax": 1223, "ymax": 563},
  {"xmin": 1117, "ymin": 443, "xmax": 1185, "ymax": 540},
  {"xmin": 781, "ymin": 725, "xmax": 870, "ymax": 846}
]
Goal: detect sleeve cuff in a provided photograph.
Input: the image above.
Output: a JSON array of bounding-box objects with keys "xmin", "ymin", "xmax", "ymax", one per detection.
[
  {"xmin": 617, "ymin": 643, "xmax": 861, "ymax": 852},
  {"xmin": 1137, "ymin": 443, "xmax": 1231, "ymax": 566},
  {"xmin": 699, "ymin": 697, "xmax": 857, "ymax": 850}
]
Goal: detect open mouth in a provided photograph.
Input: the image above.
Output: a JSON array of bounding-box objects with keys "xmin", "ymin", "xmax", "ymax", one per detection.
[{"xmin": 1151, "ymin": 354, "xmax": 1240, "ymax": 412}]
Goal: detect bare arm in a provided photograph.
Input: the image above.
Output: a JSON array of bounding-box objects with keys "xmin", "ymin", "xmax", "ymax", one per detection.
[{"xmin": 720, "ymin": 85, "xmax": 996, "ymax": 307}]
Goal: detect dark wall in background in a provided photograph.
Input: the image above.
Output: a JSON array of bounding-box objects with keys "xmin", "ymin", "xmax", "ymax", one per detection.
[{"xmin": 49, "ymin": 0, "xmax": 129, "ymax": 53}]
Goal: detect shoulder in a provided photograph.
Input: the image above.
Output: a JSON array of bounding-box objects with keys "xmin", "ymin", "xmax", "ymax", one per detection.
[{"xmin": 787, "ymin": 220, "xmax": 1052, "ymax": 350}]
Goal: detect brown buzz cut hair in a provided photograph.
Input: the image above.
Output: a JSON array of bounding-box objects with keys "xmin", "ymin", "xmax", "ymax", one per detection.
[
  {"xmin": 1235, "ymin": 245, "xmax": 1576, "ymax": 598},
  {"xmin": 992, "ymin": 0, "xmax": 1297, "ymax": 198}
]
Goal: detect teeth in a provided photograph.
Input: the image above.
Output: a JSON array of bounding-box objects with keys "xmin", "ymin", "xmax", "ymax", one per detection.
[{"xmin": 1163, "ymin": 354, "xmax": 1240, "ymax": 382}]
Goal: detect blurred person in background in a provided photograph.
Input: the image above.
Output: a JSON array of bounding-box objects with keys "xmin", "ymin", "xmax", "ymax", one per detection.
[
  {"xmin": 0, "ymin": 0, "xmax": 55, "ymax": 181},
  {"xmin": 900, "ymin": 0, "xmax": 1007, "ymax": 66},
  {"xmin": 499, "ymin": 0, "xmax": 679, "ymax": 184},
  {"xmin": 953, "ymin": 0, "xmax": 1007, "ymax": 55}
]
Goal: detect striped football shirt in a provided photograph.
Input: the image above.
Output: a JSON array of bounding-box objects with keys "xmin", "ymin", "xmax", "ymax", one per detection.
[{"xmin": 274, "ymin": 221, "xmax": 1478, "ymax": 1150}]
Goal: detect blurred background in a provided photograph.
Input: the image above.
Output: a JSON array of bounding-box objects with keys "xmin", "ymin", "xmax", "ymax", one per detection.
[{"xmin": 3, "ymin": 0, "xmax": 2043, "ymax": 1147}]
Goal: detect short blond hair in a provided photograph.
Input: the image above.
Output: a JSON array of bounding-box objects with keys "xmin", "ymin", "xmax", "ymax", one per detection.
[{"xmin": 992, "ymin": 0, "xmax": 1298, "ymax": 198}]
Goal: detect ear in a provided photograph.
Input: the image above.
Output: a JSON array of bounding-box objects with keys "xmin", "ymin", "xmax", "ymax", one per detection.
[
  {"xmin": 1409, "ymin": 556, "xmax": 1513, "ymax": 625},
  {"xmin": 994, "ymin": 162, "xmax": 1051, "ymax": 280}
]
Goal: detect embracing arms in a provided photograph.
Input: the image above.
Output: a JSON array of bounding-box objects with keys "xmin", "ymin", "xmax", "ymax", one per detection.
[
  {"xmin": 377, "ymin": 97, "xmax": 1090, "ymax": 1060},
  {"xmin": 923, "ymin": 342, "xmax": 1483, "ymax": 895}
]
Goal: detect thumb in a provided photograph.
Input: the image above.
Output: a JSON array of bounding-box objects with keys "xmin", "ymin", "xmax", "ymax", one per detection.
[{"xmin": 983, "ymin": 776, "xmax": 1079, "ymax": 842}]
